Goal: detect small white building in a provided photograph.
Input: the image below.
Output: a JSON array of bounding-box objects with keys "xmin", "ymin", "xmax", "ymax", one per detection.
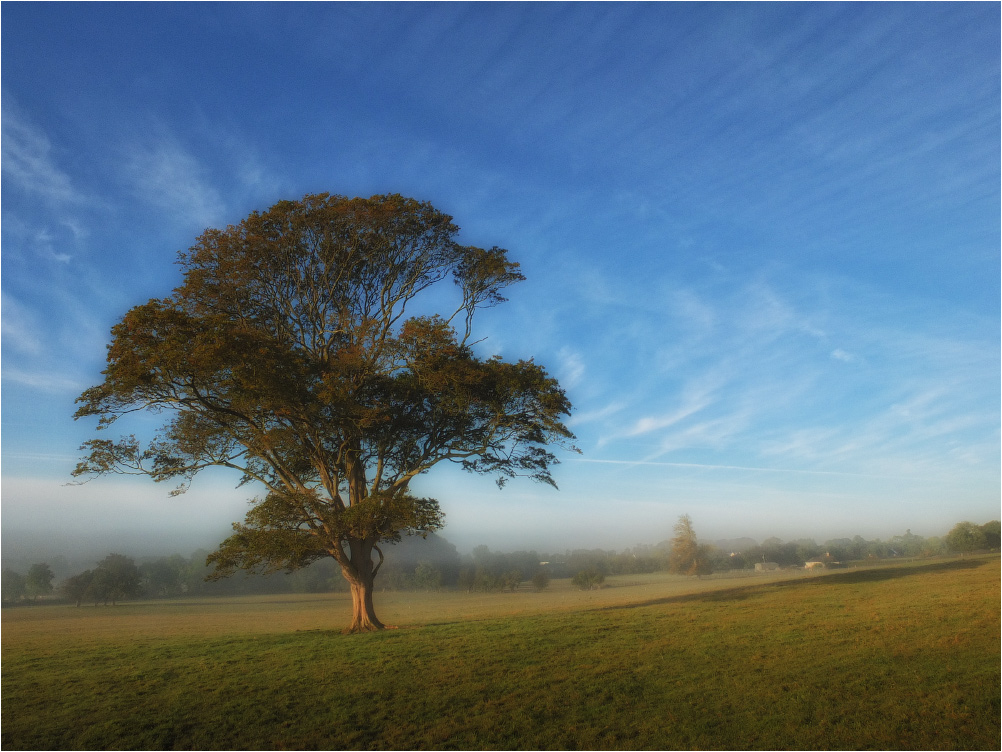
[{"xmin": 804, "ymin": 560, "xmax": 825, "ymax": 569}]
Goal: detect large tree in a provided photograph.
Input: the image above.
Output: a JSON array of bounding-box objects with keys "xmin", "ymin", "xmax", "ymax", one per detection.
[{"xmin": 73, "ymin": 193, "xmax": 575, "ymax": 632}]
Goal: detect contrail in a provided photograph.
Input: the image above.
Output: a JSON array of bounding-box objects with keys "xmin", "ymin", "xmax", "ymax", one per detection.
[
  {"xmin": 567, "ymin": 457, "xmax": 903, "ymax": 480},
  {"xmin": 5, "ymin": 453, "xmax": 79, "ymax": 462}
]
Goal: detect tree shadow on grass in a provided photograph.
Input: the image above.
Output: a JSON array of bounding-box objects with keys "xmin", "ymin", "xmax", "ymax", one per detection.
[{"xmin": 598, "ymin": 557, "xmax": 994, "ymax": 612}]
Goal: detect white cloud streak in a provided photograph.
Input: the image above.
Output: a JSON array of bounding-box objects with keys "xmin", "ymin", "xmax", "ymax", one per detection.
[
  {"xmin": 557, "ymin": 346, "xmax": 585, "ymax": 390},
  {"xmin": 1, "ymin": 366, "xmax": 86, "ymax": 394},
  {"xmin": 569, "ymin": 457, "xmax": 905, "ymax": 480},
  {"xmin": 560, "ymin": 265, "xmax": 997, "ymax": 488},
  {"xmin": 623, "ymin": 388, "xmax": 717, "ymax": 438},
  {"xmin": 1, "ymin": 295, "xmax": 44, "ymax": 355},
  {"xmin": 567, "ymin": 401, "xmax": 626, "ymax": 428},
  {"xmin": 121, "ymin": 136, "xmax": 225, "ymax": 231},
  {"xmin": 1, "ymin": 99, "xmax": 84, "ymax": 205}
]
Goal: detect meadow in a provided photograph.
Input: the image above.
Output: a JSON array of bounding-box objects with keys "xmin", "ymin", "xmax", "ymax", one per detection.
[{"xmin": 2, "ymin": 556, "xmax": 998, "ymax": 750}]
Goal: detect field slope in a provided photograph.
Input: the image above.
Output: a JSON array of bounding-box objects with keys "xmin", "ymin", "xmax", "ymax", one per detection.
[{"xmin": 2, "ymin": 556, "xmax": 999, "ymax": 750}]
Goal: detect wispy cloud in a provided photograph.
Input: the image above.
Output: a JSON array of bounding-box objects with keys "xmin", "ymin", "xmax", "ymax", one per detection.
[
  {"xmin": 19, "ymin": 226, "xmax": 75, "ymax": 264},
  {"xmin": 1, "ymin": 295, "xmax": 44, "ymax": 356},
  {"xmin": 0, "ymin": 99, "xmax": 102, "ymax": 274},
  {"xmin": 623, "ymin": 382, "xmax": 719, "ymax": 438},
  {"xmin": 3, "ymin": 452, "xmax": 80, "ymax": 463},
  {"xmin": 556, "ymin": 346, "xmax": 585, "ymax": 390},
  {"xmin": 567, "ymin": 400, "xmax": 626, "ymax": 428},
  {"xmin": 755, "ymin": 315, "xmax": 999, "ymax": 479},
  {"xmin": 569, "ymin": 456, "xmax": 904, "ymax": 480},
  {"xmin": 121, "ymin": 136, "xmax": 225, "ymax": 231},
  {"xmin": 643, "ymin": 408, "xmax": 758, "ymax": 458},
  {"xmin": 1, "ymin": 367, "xmax": 86, "ymax": 394},
  {"xmin": 568, "ymin": 265, "xmax": 998, "ymax": 490},
  {"xmin": 1, "ymin": 98, "xmax": 84, "ymax": 206},
  {"xmin": 667, "ymin": 289, "xmax": 716, "ymax": 334},
  {"xmin": 2, "ymin": 284, "xmax": 117, "ymax": 397}
]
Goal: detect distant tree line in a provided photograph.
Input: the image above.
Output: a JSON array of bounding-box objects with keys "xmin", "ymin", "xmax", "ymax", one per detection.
[
  {"xmin": 62, "ymin": 554, "xmax": 142, "ymax": 606},
  {"xmin": 718, "ymin": 520, "xmax": 999, "ymax": 569},
  {"xmin": 2, "ymin": 520, "xmax": 997, "ymax": 606},
  {"xmin": 1, "ymin": 534, "xmax": 464, "ymax": 606},
  {"xmin": 1, "ymin": 563, "xmax": 55, "ymax": 605}
]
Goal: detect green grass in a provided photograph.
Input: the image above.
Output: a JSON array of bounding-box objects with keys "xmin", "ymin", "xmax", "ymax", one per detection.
[{"xmin": 3, "ymin": 557, "xmax": 999, "ymax": 750}]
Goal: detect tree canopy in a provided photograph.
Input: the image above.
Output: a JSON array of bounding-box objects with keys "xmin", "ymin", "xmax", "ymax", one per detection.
[{"xmin": 73, "ymin": 193, "xmax": 575, "ymax": 631}]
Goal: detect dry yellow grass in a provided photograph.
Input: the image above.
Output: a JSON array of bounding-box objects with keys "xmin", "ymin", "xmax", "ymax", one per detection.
[
  {"xmin": 3, "ymin": 567, "xmax": 812, "ymax": 648},
  {"xmin": 3, "ymin": 557, "xmax": 998, "ymax": 750}
]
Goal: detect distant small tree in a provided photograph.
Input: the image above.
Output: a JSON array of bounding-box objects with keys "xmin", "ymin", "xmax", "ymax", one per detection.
[
  {"xmin": 945, "ymin": 522, "xmax": 987, "ymax": 554},
  {"xmin": 501, "ymin": 569, "xmax": 523, "ymax": 592},
  {"xmin": 473, "ymin": 568, "xmax": 503, "ymax": 592},
  {"xmin": 457, "ymin": 566, "xmax": 476, "ymax": 592},
  {"xmin": 723, "ymin": 551, "xmax": 748, "ymax": 570},
  {"xmin": 794, "ymin": 540, "xmax": 821, "ymax": 564},
  {"xmin": 823, "ymin": 538, "xmax": 851, "ymax": 563},
  {"xmin": 981, "ymin": 520, "xmax": 1000, "ymax": 550},
  {"xmin": 413, "ymin": 561, "xmax": 442, "ymax": 591},
  {"xmin": 530, "ymin": 569, "xmax": 550, "ymax": 591},
  {"xmin": 920, "ymin": 536, "xmax": 945, "ymax": 557},
  {"xmin": 86, "ymin": 554, "xmax": 143, "ymax": 605},
  {"xmin": 571, "ymin": 567, "xmax": 605, "ymax": 590},
  {"xmin": 25, "ymin": 563, "xmax": 55, "ymax": 601},
  {"xmin": 140, "ymin": 555, "xmax": 188, "ymax": 597},
  {"xmin": 1, "ymin": 569, "xmax": 27, "ymax": 605},
  {"xmin": 668, "ymin": 514, "xmax": 713, "ymax": 576},
  {"xmin": 63, "ymin": 570, "xmax": 95, "ymax": 606},
  {"xmin": 887, "ymin": 529, "xmax": 924, "ymax": 557}
]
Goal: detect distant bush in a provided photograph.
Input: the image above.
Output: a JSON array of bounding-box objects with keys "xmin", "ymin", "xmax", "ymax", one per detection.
[
  {"xmin": 531, "ymin": 569, "xmax": 550, "ymax": 591},
  {"xmin": 414, "ymin": 561, "xmax": 443, "ymax": 591},
  {"xmin": 501, "ymin": 570, "xmax": 523, "ymax": 592},
  {"xmin": 946, "ymin": 522, "xmax": 989, "ymax": 554},
  {"xmin": 572, "ymin": 568, "xmax": 605, "ymax": 590},
  {"xmin": 2, "ymin": 569, "xmax": 27, "ymax": 605}
]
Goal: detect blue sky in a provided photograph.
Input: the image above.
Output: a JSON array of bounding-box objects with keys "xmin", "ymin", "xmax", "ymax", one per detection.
[{"xmin": 2, "ymin": 3, "xmax": 999, "ymax": 557}]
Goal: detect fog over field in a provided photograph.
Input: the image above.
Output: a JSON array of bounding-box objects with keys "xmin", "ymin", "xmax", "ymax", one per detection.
[
  {"xmin": 0, "ymin": 472, "xmax": 978, "ymax": 578},
  {"xmin": 3, "ymin": 4, "xmax": 998, "ymax": 570}
]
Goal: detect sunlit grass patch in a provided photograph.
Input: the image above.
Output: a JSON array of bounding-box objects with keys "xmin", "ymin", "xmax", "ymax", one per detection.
[{"xmin": 3, "ymin": 556, "xmax": 998, "ymax": 750}]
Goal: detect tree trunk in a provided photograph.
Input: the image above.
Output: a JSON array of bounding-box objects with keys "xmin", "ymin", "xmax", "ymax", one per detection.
[
  {"xmin": 340, "ymin": 538, "xmax": 390, "ymax": 634},
  {"xmin": 346, "ymin": 575, "xmax": 385, "ymax": 633}
]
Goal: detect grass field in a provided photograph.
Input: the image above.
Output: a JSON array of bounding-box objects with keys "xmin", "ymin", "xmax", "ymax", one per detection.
[{"xmin": 3, "ymin": 556, "xmax": 998, "ymax": 750}]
